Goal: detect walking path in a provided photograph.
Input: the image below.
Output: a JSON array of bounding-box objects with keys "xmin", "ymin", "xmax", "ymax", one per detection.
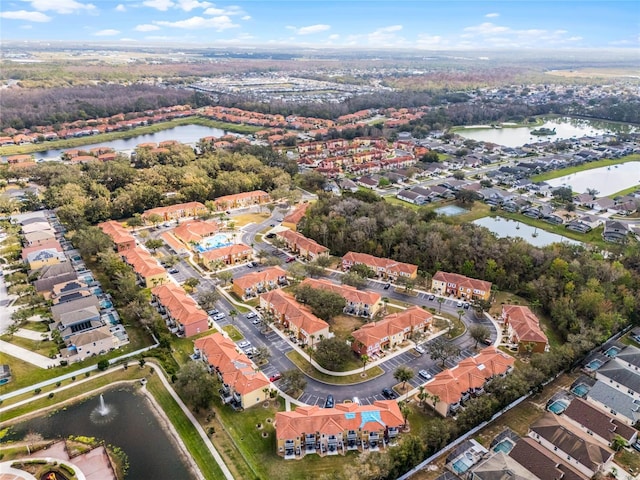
[{"xmin": 0, "ymin": 339, "xmax": 57, "ymax": 369}]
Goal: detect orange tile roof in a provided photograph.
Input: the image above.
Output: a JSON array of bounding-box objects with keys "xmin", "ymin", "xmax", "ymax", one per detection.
[
  {"xmin": 275, "ymin": 400, "xmax": 403, "ymax": 440},
  {"xmin": 276, "ymin": 229, "xmax": 329, "ymax": 256},
  {"xmin": 300, "ymin": 278, "xmax": 381, "ymax": 307},
  {"xmin": 21, "ymin": 239, "xmax": 62, "ymax": 259},
  {"xmin": 173, "ymin": 220, "xmax": 218, "ymax": 244},
  {"xmin": 214, "ymin": 190, "xmax": 270, "ymax": 206},
  {"xmin": 195, "ymin": 332, "xmax": 270, "ymax": 396},
  {"xmin": 260, "ymin": 289, "xmax": 329, "ymax": 336},
  {"xmin": 142, "ymin": 201, "xmax": 206, "ymax": 219},
  {"xmin": 121, "ymin": 247, "xmax": 165, "ymax": 278},
  {"xmin": 151, "ymin": 283, "xmax": 208, "ymax": 327},
  {"xmin": 342, "ymin": 251, "xmax": 417, "ymax": 277},
  {"xmin": 233, "ymin": 266, "xmax": 288, "ymax": 291},
  {"xmin": 160, "ymin": 232, "xmax": 187, "ymax": 253},
  {"xmin": 98, "ymin": 220, "xmax": 136, "ymax": 246},
  {"xmin": 201, "ymin": 243, "xmax": 252, "ymax": 262},
  {"xmin": 425, "ymin": 347, "xmax": 514, "ymax": 404},
  {"xmin": 352, "ymin": 306, "xmax": 432, "ymax": 347},
  {"xmin": 502, "ymin": 305, "xmax": 548, "ymax": 345},
  {"xmin": 282, "ymin": 202, "xmax": 310, "ymax": 226},
  {"xmin": 432, "ymin": 271, "xmax": 492, "ymax": 294}
]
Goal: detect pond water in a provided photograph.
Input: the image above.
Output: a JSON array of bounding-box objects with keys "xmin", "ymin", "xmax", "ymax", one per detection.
[
  {"xmin": 473, "ymin": 216, "xmax": 582, "ymax": 247},
  {"xmin": 456, "ymin": 117, "xmax": 636, "ymax": 148},
  {"xmin": 31, "ymin": 124, "xmax": 227, "ymax": 161},
  {"xmin": 545, "ymin": 161, "xmax": 640, "ymax": 196},
  {"xmin": 6, "ymin": 387, "xmax": 194, "ymax": 479}
]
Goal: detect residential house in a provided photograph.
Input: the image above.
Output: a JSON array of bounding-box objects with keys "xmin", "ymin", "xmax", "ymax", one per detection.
[
  {"xmin": 276, "ymin": 230, "xmax": 329, "ymax": 260},
  {"xmin": 232, "ymin": 266, "xmax": 288, "ymax": 299},
  {"xmin": 213, "ymin": 190, "xmax": 270, "ymax": 211},
  {"xmin": 21, "ymin": 220, "xmax": 54, "ymax": 235},
  {"xmin": 172, "ymin": 220, "xmax": 219, "ymax": 245},
  {"xmin": 51, "ymin": 295, "xmax": 101, "ymax": 322},
  {"xmin": 151, "ymin": 283, "xmax": 208, "ymax": 337},
  {"xmin": 396, "ymin": 190, "xmax": 428, "ymax": 205},
  {"xmin": 501, "ymin": 305, "xmax": 549, "ymax": 354},
  {"xmin": 52, "ymin": 304, "xmax": 103, "ymax": 341},
  {"xmin": 585, "ymin": 380, "xmax": 640, "ymax": 427},
  {"xmin": 201, "ymin": 243, "xmax": 252, "ymax": 268},
  {"xmin": 98, "ymin": 220, "xmax": 136, "ymax": 252},
  {"xmin": 142, "ymin": 201, "xmax": 208, "ymax": 222},
  {"xmin": 50, "ymin": 279, "xmax": 92, "ymax": 305},
  {"xmin": 21, "ymin": 239, "xmax": 62, "ymax": 262},
  {"xmin": 60, "ymin": 326, "xmax": 115, "ymax": 361},
  {"xmin": 528, "ymin": 412, "xmax": 613, "ymax": 478},
  {"xmin": 194, "ymin": 332, "xmax": 270, "ymax": 409},
  {"xmin": 423, "ymin": 347, "xmax": 514, "ymax": 417},
  {"xmin": 357, "ymin": 176, "xmax": 378, "ymax": 189},
  {"xmin": 23, "ymin": 229, "xmax": 56, "ymax": 247},
  {"xmin": 34, "ymin": 263, "xmax": 78, "ymax": 297},
  {"xmin": 275, "ymin": 401, "xmax": 403, "ymax": 459},
  {"xmin": 121, "ymin": 248, "xmax": 167, "ymax": 288},
  {"xmin": 593, "ymin": 197, "xmax": 616, "ymax": 212},
  {"xmin": 469, "ymin": 452, "xmax": 541, "ymax": 480},
  {"xmin": 509, "ymin": 437, "xmax": 588, "ymax": 480},
  {"xmin": 260, "ymin": 290, "xmax": 330, "ymax": 346},
  {"xmin": 562, "ymin": 398, "xmax": 637, "ymax": 447},
  {"xmin": 337, "ymin": 178, "xmax": 359, "ymax": 193},
  {"xmin": 25, "ymin": 248, "xmax": 65, "ymax": 271},
  {"xmin": 341, "ymin": 252, "xmax": 418, "ymax": 281},
  {"xmin": 351, "ymin": 306, "xmax": 432, "ymax": 356},
  {"xmin": 566, "ymin": 215, "xmax": 602, "ymax": 234},
  {"xmin": 596, "ymin": 357, "xmax": 640, "ymax": 399},
  {"xmin": 299, "ymin": 278, "xmax": 382, "ymax": 318},
  {"xmin": 602, "ymin": 220, "xmax": 630, "ymax": 243},
  {"xmin": 282, "ymin": 203, "xmax": 310, "ymax": 231},
  {"xmin": 431, "ymin": 271, "xmax": 492, "ymax": 302}
]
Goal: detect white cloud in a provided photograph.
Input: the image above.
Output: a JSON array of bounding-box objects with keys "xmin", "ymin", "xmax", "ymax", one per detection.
[
  {"xmin": 155, "ymin": 15, "xmax": 238, "ymax": 30},
  {"xmin": 176, "ymin": 0, "xmax": 211, "ymax": 11},
  {"xmin": 135, "ymin": 24, "xmax": 161, "ymax": 31},
  {"xmin": 461, "ymin": 22, "xmax": 584, "ymax": 48},
  {"xmin": 94, "ymin": 29, "xmax": 121, "ymax": 36},
  {"xmin": 115, "ymin": 4, "xmax": 126, "ymax": 12},
  {"xmin": 485, "ymin": 12, "xmax": 500, "ymax": 18},
  {"xmin": 241, "ymin": 15, "xmax": 251, "ymax": 21},
  {"xmin": 463, "ymin": 22, "xmax": 509, "ymax": 36},
  {"xmin": 0, "ymin": 10, "xmax": 51, "ymax": 22},
  {"xmin": 23, "ymin": 0, "xmax": 96, "ymax": 14},
  {"xmin": 203, "ymin": 5, "xmax": 245, "ymax": 16},
  {"xmin": 296, "ymin": 24, "xmax": 330, "ymax": 35},
  {"xmin": 328, "ymin": 34, "xmax": 339, "ymax": 40},
  {"xmin": 120, "ymin": 38, "xmax": 137, "ymax": 42},
  {"xmin": 143, "ymin": 0, "xmax": 174, "ymax": 11},
  {"xmin": 21, "ymin": 24, "xmax": 33, "ymax": 29},
  {"xmin": 415, "ymin": 33, "xmax": 446, "ymax": 49},
  {"xmin": 367, "ymin": 24, "xmax": 404, "ymax": 45}
]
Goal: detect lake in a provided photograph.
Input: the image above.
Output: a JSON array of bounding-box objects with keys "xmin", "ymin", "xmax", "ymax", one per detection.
[
  {"xmin": 545, "ymin": 161, "xmax": 640, "ymax": 196},
  {"xmin": 5, "ymin": 387, "xmax": 195, "ymax": 479},
  {"xmin": 473, "ymin": 216, "xmax": 582, "ymax": 247},
  {"xmin": 456, "ymin": 117, "xmax": 636, "ymax": 148},
  {"xmin": 33, "ymin": 124, "xmax": 227, "ymax": 160}
]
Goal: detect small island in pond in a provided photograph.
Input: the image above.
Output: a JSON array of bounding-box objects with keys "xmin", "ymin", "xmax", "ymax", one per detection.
[{"xmin": 531, "ymin": 127, "xmax": 557, "ymax": 136}]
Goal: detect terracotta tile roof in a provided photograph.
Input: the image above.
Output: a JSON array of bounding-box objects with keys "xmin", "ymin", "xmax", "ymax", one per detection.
[
  {"xmin": 299, "ymin": 278, "xmax": 381, "ymax": 307},
  {"xmin": 432, "ymin": 271, "xmax": 492, "ymax": 294},
  {"xmin": 275, "ymin": 400, "xmax": 403, "ymax": 440},
  {"xmin": 502, "ymin": 305, "xmax": 548, "ymax": 345},
  {"xmin": 142, "ymin": 201, "xmax": 206, "ymax": 219},
  {"xmin": 424, "ymin": 347, "xmax": 514, "ymax": 404},
  {"xmin": 214, "ymin": 190, "xmax": 270, "ymax": 207},
  {"xmin": 282, "ymin": 203, "xmax": 310, "ymax": 226},
  {"xmin": 173, "ymin": 220, "xmax": 219, "ymax": 244},
  {"xmin": 342, "ymin": 251, "xmax": 417, "ymax": 277},
  {"xmin": 233, "ymin": 266, "xmax": 288, "ymax": 291},
  {"xmin": 161, "ymin": 232, "xmax": 187, "ymax": 253},
  {"xmin": 201, "ymin": 243, "xmax": 252, "ymax": 262},
  {"xmin": 151, "ymin": 283, "xmax": 208, "ymax": 327},
  {"xmin": 352, "ymin": 306, "xmax": 431, "ymax": 349},
  {"xmin": 260, "ymin": 289, "xmax": 329, "ymax": 336},
  {"xmin": 563, "ymin": 397, "xmax": 637, "ymax": 443},
  {"xmin": 98, "ymin": 220, "xmax": 136, "ymax": 246},
  {"xmin": 21, "ymin": 240, "xmax": 62, "ymax": 259},
  {"xmin": 121, "ymin": 247, "xmax": 165, "ymax": 278},
  {"xmin": 276, "ymin": 230, "xmax": 329, "ymax": 256},
  {"xmin": 195, "ymin": 332, "xmax": 270, "ymax": 396}
]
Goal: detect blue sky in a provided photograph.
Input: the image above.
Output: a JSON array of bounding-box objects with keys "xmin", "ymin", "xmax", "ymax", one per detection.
[{"xmin": 1, "ymin": 0, "xmax": 638, "ymax": 49}]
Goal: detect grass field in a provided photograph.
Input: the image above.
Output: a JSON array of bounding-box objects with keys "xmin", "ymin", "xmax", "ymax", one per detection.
[
  {"xmin": 286, "ymin": 350, "xmax": 384, "ymax": 385},
  {"xmin": 222, "ymin": 325, "xmax": 244, "ymax": 341},
  {"xmin": 531, "ymin": 154, "xmax": 640, "ymax": 182}
]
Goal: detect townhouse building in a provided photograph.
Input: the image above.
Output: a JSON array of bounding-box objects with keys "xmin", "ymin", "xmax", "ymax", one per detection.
[
  {"xmin": 341, "ymin": 252, "xmax": 418, "ymax": 281},
  {"xmin": 232, "ymin": 266, "xmax": 288, "ymax": 300},
  {"xmin": 201, "ymin": 243, "xmax": 253, "ymax": 268},
  {"xmin": 98, "ymin": 220, "xmax": 136, "ymax": 252},
  {"xmin": 275, "ymin": 400, "xmax": 403, "ymax": 459},
  {"xmin": 121, "ymin": 247, "xmax": 167, "ymax": 288},
  {"xmin": 501, "ymin": 305, "xmax": 549, "ymax": 354},
  {"xmin": 299, "ymin": 278, "xmax": 382, "ymax": 318},
  {"xmin": 194, "ymin": 332, "xmax": 271, "ymax": 409},
  {"xmin": 213, "ymin": 190, "xmax": 271, "ymax": 211},
  {"xmin": 142, "ymin": 201, "xmax": 208, "ymax": 222},
  {"xmin": 171, "ymin": 220, "xmax": 218, "ymax": 245},
  {"xmin": 281, "ymin": 202, "xmax": 310, "ymax": 231},
  {"xmin": 276, "ymin": 230, "xmax": 329, "ymax": 260},
  {"xmin": 431, "ymin": 271, "xmax": 492, "ymax": 302},
  {"xmin": 151, "ymin": 283, "xmax": 209, "ymax": 337}
]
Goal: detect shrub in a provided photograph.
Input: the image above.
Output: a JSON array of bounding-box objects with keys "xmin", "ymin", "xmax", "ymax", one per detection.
[
  {"xmin": 34, "ymin": 388, "xmax": 41, "ymax": 395},
  {"xmin": 97, "ymin": 359, "xmax": 109, "ymax": 371},
  {"xmin": 85, "ymin": 372, "xmax": 90, "ymax": 378},
  {"xmin": 60, "ymin": 463, "xmax": 75, "ymax": 476},
  {"xmin": 56, "ymin": 381, "xmax": 61, "ymax": 387},
  {"xmin": 71, "ymin": 376, "xmax": 76, "ymax": 381},
  {"xmin": 48, "ymin": 392, "xmax": 54, "ymax": 399}
]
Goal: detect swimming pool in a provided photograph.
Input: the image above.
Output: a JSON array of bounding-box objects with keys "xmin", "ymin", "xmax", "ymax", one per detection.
[
  {"xmin": 605, "ymin": 346, "xmax": 621, "ymax": 358},
  {"xmin": 571, "ymin": 384, "xmax": 589, "ymax": 397},
  {"xmin": 586, "ymin": 359, "xmax": 604, "ymax": 371},
  {"xmin": 493, "ymin": 439, "xmax": 515, "ymax": 454},
  {"xmin": 195, "ymin": 233, "xmax": 233, "ymax": 253},
  {"xmin": 100, "ymin": 300, "xmax": 113, "ymax": 309},
  {"xmin": 548, "ymin": 400, "xmax": 568, "ymax": 414},
  {"xmin": 452, "ymin": 457, "xmax": 472, "ymax": 474},
  {"xmin": 435, "ymin": 205, "xmax": 469, "ymax": 217}
]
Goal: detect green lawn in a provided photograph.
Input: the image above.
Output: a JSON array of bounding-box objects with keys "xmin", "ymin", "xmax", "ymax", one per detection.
[
  {"xmin": 287, "ymin": 350, "xmax": 384, "ymax": 385},
  {"xmin": 1, "ymin": 335, "xmax": 56, "ymax": 357},
  {"xmin": 531, "ymin": 154, "xmax": 640, "ymax": 182},
  {"xmin": 222, "ymin": 325, "xmax": 244, "ymax": 341}
]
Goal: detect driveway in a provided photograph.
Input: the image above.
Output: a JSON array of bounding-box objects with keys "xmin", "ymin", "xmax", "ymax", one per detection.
[{"xmin": 0, "ymin": 339, "xmax": 57, "ymax": 368}]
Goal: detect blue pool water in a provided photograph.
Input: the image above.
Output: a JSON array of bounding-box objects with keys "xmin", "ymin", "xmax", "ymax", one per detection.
[
  {"xmin": 493, "ymin": 439, "xmax": 515, "ymax": 454},
  {"xmin": 605, "ymin": 346, "xmax": 621, "ymax": 358},
  {"xmin": 435, "ymin": 205, "xmax": 469, "ymax": 217},
  {"xmin": 195, "ymin": 233, "xmax": 233, "ymax": 253},
  {"xmin": 571, "ymin": 384, "xmax": 589, "ymax": 397},
  {"xmin": 452, "ymin": 458, "xmax": 472, "ymax": 473},
  {"xmin": 92, "ymin": 287, "xmax": 103, "ymax": 296},
  {"xmin": 100, "ymin": 300, "xmax": 113, "ymax": 309},
  {"xmin": 586, "ymin": 359, "xmax": 604, "ymax": 371},
  {"xmin": 548, "ymin": 400, "xmax": 568, "ymax": 414}
]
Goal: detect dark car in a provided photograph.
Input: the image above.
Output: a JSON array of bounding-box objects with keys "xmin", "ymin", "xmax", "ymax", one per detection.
[
  {"xmin": 463, "ymin": 302, "xmax": 470, "ymax": 309},
  {"xmin": 265, "ymin": 233, "xmax": 276, "ymax": 239},
  {"xmin": 286, "ymin": 257, "xmax": 295, "ymax": 263},
  {"xmin": 428, "ymin": 294, "xmax": 435, "ymax": 301},
  {"xmin": 324, "ymin": 394, "xmax": 335, "ymax": 408},
  {"xmin": 383, "ymin": 283, "xmax": 391, "ymax": 290},
  {"xmin": 382, "ymin": 388, "xmax": 397, "ymax": 399},
  {"xmin": 482, "ymin": 338, "xmax": 493, "ymax": 346}
]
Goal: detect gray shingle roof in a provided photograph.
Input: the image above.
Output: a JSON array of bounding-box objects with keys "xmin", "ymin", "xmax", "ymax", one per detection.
[
  {"xmin": 587, "ymin": 380, "xmax": 640, "ymax": 425},
  {"xmin": 597, "ymin": 358, "xmax": 640, "ymax": 395}
]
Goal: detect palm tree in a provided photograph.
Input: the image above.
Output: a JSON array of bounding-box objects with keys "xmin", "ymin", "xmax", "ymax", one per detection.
[
  {"xmin": 360, "ymin": 354, "xmax": 370, "ymax": 375},
  {"xmin": 417, "ymin": 385, "xmax": 426, "ymax": 407},
  {"xmin": 228, "ymin": 309, "xmax": 238, "ymax": 323},
  {"xmin": 398, "ymin": 401, "xmax": 411, "ymax": 428},
  {"xmin": 393, "ymin": 366, "xmax": 414, "ymax": 393},
  {"xmin": 437, "ymin": 296, "xmax": 445, "ymax": 314}
]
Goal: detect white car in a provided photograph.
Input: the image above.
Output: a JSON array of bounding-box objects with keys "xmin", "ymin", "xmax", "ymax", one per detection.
[
  {"xmin": 237, "ymin": 340, "xmax": 251, "ymax": 349},
  {"xmin": 419, "ymin": 369, "xmax": 432, "ymax": 380},
  {"xmin": 212, "ymin": 312, "xmax": 226, "ymax": 321},
  {"xmin": 246, "ymin": 312, "xmax": 257, "ymax": 319},
  {"xmin": 414, "ymin": 345, "xmax": 426, "ymax": 355},
  {"xmin": 456, "ymin": 300, "xmax": 464, "ymax": 308}
]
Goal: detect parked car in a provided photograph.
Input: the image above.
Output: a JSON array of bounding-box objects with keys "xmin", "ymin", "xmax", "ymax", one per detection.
[
  {"xmin": 246, "ymin": 312, "xmax": 257, "ymax": 319},
  {"xmin": 265, "ymin": 232, "xmax": 276, "ymax": 239},
  {"xmin": 213, "ymin": 312, "xmax": 226, "ymax": 321},
  {"xmin": 286, "ymin": 257, "xmax": 295, "ymax": 263},
  {"xmin": 269, "ymin": 373, "xmax": 282, "ymax": 382},
  {"xmin": 276, "ymin": 218, "xmax": 283, "ymax": 222},
  {"xmin": 168, "ymin": 268, "xmax": 179, "ymax": 274},
  {"xmin": 419, "ymin": 369, "xmax": 432, "ymax": 380},
  {"xmin": 382, "ymin": 387, "xmax": 397, "ymax": 399},
  {"xmin": 247, "ymin": 262, "xmax": 254, "ymax": 268},
  {"xmin": 414, "ymin": 345, "xmax": 426, "ymax": 355},
  {"xmin": 463, "ymin": 302, "xmax": 470, "ymax": 309},
  {"xmin": 482, "ymin": 338, "xmax": 493, "ymax": 346},
  {"xmin": 237, "ymin": 340, "xmax": 251, "ymax": 349},
  {"xmin": 428, "ymin": 294, "xmax": 435, "ymax": 301},
  {"xmin": 352, "ymin": 396, "xmax": 361, "ymax": 405},
  {"xmin": 383, "ymin": 283, "xmax": 391, "ymax": 290},
  {"xmin": 324, "ymin": 394, "xmax": 335, "ymax": 408},
  {"xmin": 252, "ymin": 317, "xmax": 261, "ymax": 325},
  {"xmin": 250, "ymin": 261, "xmax": 259, "ymax": 267},
  {"xmin": 632, "ymin": 442, "xmax": 640, "ymax": 452},
  {"xmin": 207, "ymin": 309, "xmax": 219, "ymax": 316},
  {"xmin": 456, "ymin": 300, "xmax": 464, "ymax": 307}
]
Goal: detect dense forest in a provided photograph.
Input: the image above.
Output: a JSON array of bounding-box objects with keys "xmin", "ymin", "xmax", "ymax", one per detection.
[{"xmin": 299, "ymin": 194, "xmax": 640, "ymax": 343}]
